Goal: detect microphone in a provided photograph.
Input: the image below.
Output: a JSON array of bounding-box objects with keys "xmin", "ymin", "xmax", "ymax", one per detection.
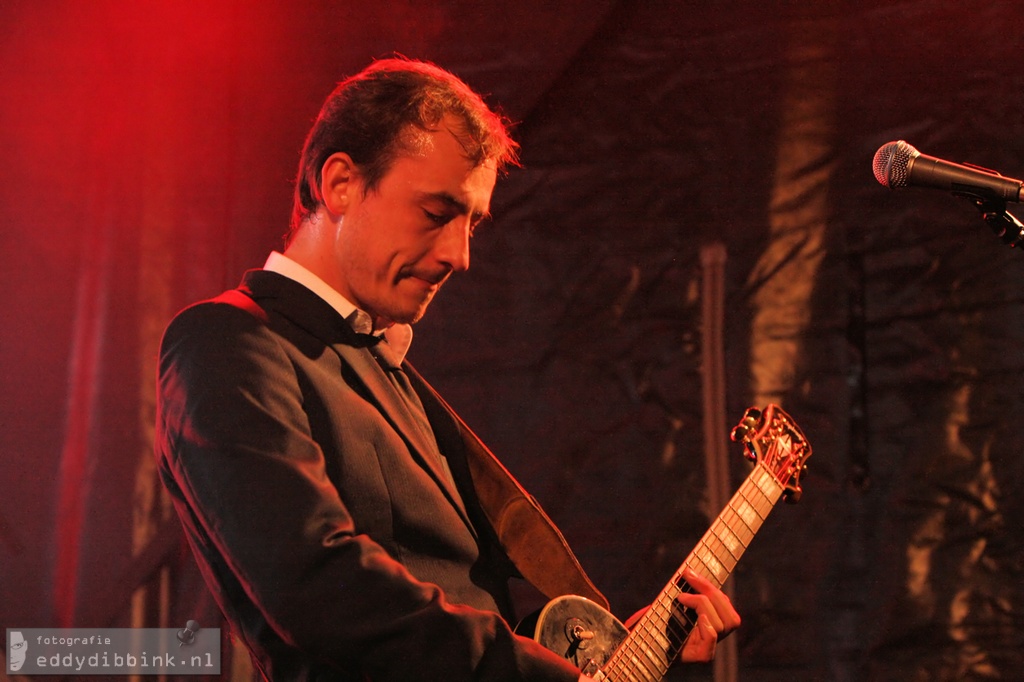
[{"xmin": 872, "ymin": 140, "xmax": 1023, "ymax": 203}]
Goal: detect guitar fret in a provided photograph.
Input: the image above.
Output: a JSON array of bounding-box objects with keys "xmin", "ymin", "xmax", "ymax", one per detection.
[
  {"xmin": 668, "ymin": 609, "xmax": 698, "ymax": 635},
  {"xmin": 694, "ymin": 539, "xmax": 726, "ymax": 585},
  {"xmin": 634, "ymin": 616, "xmax": 668, "ymax": 653},
  {"xmin": 718, "ymin": 505, "xmax": 753, "ymax": 544},
  {"xmin": 689, "ymin": 547, "xmax": 715, "ymax": 579},
  {"xmin": 646, "ymin": 626, "xmax": 671, "ymax": 654},
  {"xmin": 616, "ymin": 660, "xmax": 643, "ymax": 682},
  {"xmin": 613, "ymin": 640, "xmax": 660, "ymax": 682},
  {"xmin": 730, "ymin": 498, "xmax": 759, "ymax": 534},
  {"xmin": 655, "ymin": 585, "xmax": 679, "ymax": 606},
  {"xmin": 753, "ymin": 464, "xmax": 785, "ymax": 500},
  {"xmin": 704, "ymin": 530, "xmax": 738, "ymax": 569},
  {"xmin": 741, "ymin": 479, "xmax": 773, "ymax": 515},
  {"xmin": 746, "ymin": 471, "xmax": 779, "ymax": 514},
  {"xmin": 740, "ymin": 481, "xmax": 767, "ymax": 514},
  {"xmin": 625, "ymin": 650, "xmax": 658, "ymax": 682},
  {"xmin": 704, "ymin": 528, "xmax": 737, "ymax": 561},
  {"xmin": 719, "ymin": 505, "xmax": 743, "ymax": 535},
  {"xmin": 709, "ymin": 523, "xmax": 743, "ymax": 561},
  {"xmin": 638, "ymin": 614, "xmax": 679, "ymax": 667},
  {"xmin": 635, "ymin": 636, "xmax": 667, "ymax": 670},
  {"xmin": 736, "ymin": 490, "xmax": 766, "ymax": 526},
  {"xmin": 751, "ymin": 488, "xmax": 774, "ymax": 518},
  {"xmin": 610, "ymin": 604, "xmax": 677, "ymax": 680},
  {"xmin": 634, "ymin": 640, "xmax": 669, "ymax": 680},
  {"xmin": 701, "ymin": 536, "xmax": 735, "ymax": 582}
]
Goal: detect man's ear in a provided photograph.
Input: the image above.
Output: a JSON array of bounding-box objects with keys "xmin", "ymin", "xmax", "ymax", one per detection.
[{"xmin": 319, "ymin": 152, "xmax": 359, "ymax": 218}]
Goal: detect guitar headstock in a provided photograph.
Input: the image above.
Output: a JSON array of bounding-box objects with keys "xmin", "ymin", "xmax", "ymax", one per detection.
[{"xmin": 730, "ymin": 404, "xmax": 812, "ymax": 503}]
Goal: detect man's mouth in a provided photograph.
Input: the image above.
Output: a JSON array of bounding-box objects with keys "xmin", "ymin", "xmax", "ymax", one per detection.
[{"xmin": 403, "ymin": 270, "xmax": 449, "ymax": 288}]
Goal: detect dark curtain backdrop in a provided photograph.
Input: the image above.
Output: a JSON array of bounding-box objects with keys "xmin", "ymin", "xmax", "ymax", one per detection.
[{"xmin": 2, "ymin": 1, "xmax": 1022, "ymax": 680}]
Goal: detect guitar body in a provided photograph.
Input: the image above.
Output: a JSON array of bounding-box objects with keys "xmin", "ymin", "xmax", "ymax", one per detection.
[{"xmin": 520, "ymin": 595, "xmax": 627, "ymax": 677}]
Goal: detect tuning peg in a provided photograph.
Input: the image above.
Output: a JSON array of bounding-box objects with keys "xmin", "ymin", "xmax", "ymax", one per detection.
[{"xmin": 730, "ymin": 408, "xmax": 762, "ymax": 443}]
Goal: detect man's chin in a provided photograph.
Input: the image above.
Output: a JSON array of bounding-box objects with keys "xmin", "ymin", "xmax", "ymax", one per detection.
[
  {"xmin": 400, "ymin": 293, "xmax": 437, "ymax": 325},
  {"xmin": 403, "ymin": 306, "xmax": 430, "ymax": 325},
  {"xmin": 383, "ymin": 301, "xmax": 431, "ymax": 326},
  {"xmin": 371, "ymin": 282, "xmax": 439, "ymax": 326}
]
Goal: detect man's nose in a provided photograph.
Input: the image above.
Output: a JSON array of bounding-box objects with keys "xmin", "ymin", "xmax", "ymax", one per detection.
[{"xmin": 434, "ymin": 219, "xmax": 471, "ymax": 272}]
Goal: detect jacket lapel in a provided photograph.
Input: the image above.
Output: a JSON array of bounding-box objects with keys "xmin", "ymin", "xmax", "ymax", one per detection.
[
  {"xmin": 238, "ymin": 270, "xmax": 474, "ymax": 533},
  {"xmin": 330, "ymin": 342, "xmax": 473, "ymax": 529}
]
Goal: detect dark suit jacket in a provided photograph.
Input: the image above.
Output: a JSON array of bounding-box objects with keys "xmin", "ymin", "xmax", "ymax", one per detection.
[{"xmin": 156, "ymin": 270, "xmax": 605, "ymax": 681}]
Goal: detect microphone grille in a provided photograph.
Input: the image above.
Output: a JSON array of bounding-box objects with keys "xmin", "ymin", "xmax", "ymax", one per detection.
[{"xmin": 872, "ymin": 140, "xmax": 919, "ymax": 188}]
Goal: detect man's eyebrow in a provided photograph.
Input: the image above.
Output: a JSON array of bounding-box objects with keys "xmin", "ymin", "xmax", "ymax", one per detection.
[{"xmin": 423, "ymin": 191, "xmax": 492, "ymax": 222}]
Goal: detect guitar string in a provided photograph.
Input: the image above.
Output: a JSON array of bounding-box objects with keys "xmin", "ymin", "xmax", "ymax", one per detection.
[
  {"xmin": 605, "ymin": 491, "xmax": 756, "ymax": 677},
  {"xmin": 599, "ymin": 412, "xmax": 807, "ymax": 680},
  {"xmin": 607, "ymin": 470, "xmax": 785, "ymax": 679},
  {"xmin": 602, "ymin": 461, "xmax": 790, "ymax": 680}
]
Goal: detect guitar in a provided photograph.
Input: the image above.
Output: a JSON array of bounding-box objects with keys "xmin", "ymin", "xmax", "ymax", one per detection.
[{"xmin": 521, "ymin": 404, "xmax": 811, "ymax": 681}]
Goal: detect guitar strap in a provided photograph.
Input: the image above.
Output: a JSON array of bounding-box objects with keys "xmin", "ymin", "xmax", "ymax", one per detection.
[
  {"xmin": 214, "ymin": 287, "xmax": 610, "ymax": 611},
  {"xmin": 406, "ymin": 365, "xmax": 609, "ymax": 610}
]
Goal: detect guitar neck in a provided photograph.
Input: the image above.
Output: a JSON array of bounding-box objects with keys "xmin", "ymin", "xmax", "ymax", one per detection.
[
  {"xmin": 680, "ymin": 461, "xmax": 784, "ymax": 588},
  {"xmin": 598, "ymin": 462, "xmax": 785, "ymax": 681}
]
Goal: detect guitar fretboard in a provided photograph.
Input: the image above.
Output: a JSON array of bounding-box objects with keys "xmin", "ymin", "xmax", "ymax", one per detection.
[{"xmin": 597, "ymin": 462, "xmax": 785, "ymax": 682}]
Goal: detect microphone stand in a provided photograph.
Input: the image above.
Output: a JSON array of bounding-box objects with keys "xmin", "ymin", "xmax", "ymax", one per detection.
[{"xmin": 953, "ymin": 190, "xmax": 1024, "ymax": 249}]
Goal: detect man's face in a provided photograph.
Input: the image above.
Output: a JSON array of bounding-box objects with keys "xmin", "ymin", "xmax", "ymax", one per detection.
[{"xmin": 333, "ymin": 121, "xmax": 497, "ymax": 327}]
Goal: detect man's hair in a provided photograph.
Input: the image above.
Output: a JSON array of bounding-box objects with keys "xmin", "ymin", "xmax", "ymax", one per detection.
[{"xmin": 289, "ymin": 57, "xmax": 519, "ymax": 240}]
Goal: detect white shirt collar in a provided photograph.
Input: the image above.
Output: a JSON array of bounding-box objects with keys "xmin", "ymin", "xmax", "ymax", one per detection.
[{"xmin": 262, "ymin": 251, "xmax": 413, "ymax": 363}]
